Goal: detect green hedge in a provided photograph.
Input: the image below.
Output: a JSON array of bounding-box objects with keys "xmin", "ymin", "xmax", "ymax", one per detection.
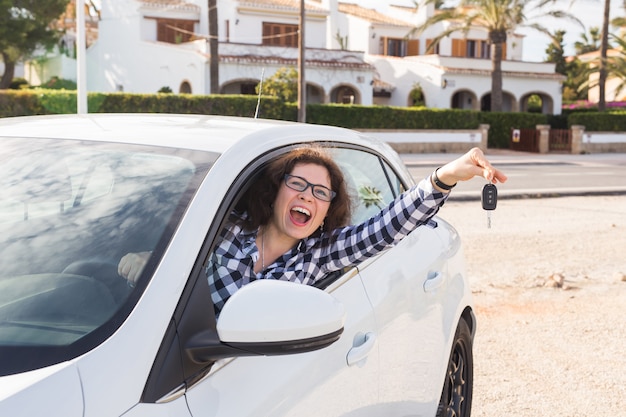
[
  {"xmin": 305, "ymin": 104, "xmax": 481, "ymax": 129},
  {"xmin": 0, "ymin": 90, "xmax": 287, "ymax": 120},
  {"xmin": 0, "ymin": 89, "xmax": 553, "ymax": 148},
  {"xmin": 302, "ymin": 104, "xmax": 546, "ymax": 148},
  {"xmin": 568, "ymin": 112, "xmax": 626, "ymax": 131},
  {"xmin": 0, "ymin": 90, "xmax": 48, "ymax": 117}
]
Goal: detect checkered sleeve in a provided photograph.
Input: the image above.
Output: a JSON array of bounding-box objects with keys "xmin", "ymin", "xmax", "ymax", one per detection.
[
  {"xmin": 318, "ymin": 176, "xmax": 449, "ymax": 271},
  {"xmin": 206, "ymin": 213, "xmax": 258, "ymax": 315}
]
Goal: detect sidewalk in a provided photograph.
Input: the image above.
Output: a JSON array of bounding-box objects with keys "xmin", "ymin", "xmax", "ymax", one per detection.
[{"xmin": 400, "ymin": 149, "xmax": 626, "ymax": 167}]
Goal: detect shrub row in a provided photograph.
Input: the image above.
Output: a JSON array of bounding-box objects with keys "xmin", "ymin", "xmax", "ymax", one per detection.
[
  {"xmin": 3, "ymin": 89, "xmax": 611, "ymax": 148},
  {"xmin": 568, "ymin": 111, "xmax": 626, "ymax": 131},
  {"xmin": 300, "ymin": 104, "xmax": 547, "ymax": 148},
  {"xmin": 0, "ymin": 90, "xmax": 287, "ymax": 120}
]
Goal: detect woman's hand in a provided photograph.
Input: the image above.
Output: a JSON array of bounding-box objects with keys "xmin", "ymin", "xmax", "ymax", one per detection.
[
  {"xmin": 118, "ymin": 251, "xmax": 151, "ymax": 286},
  {"xmin": 434, "ymin": 147, "xmax": 507, "ymax": 190}
]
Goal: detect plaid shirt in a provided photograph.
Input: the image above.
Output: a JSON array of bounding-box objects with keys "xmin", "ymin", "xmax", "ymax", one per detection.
[{"xmin": 207, "ymin": 177, "xmax": 449, "ymax": 315}]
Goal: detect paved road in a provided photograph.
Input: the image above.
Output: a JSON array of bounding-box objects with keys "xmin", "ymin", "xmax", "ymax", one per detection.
[{"xmin": 401, "ymin": 151, "xmax": 626, "ymax": 201}]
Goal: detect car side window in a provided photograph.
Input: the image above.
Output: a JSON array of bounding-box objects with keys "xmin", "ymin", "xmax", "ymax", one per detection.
[{"xmin": 332, "ymin": 149, "xmax": 399, "ymax": 225}]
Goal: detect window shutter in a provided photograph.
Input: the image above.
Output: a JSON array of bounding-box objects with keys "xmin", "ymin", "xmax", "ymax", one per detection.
[
  {"xmin": 451, "ymin": 39, "xmax": 466, "ymax": 57},
  {"xmin": 407, "ymin": 39, "xmax": 419, "ymax": 56}
]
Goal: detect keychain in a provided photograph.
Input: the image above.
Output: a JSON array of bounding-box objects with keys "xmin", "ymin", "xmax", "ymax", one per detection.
[{"xmin": 481, "ymin": 183, "xmax": 497, "ymax": 228}]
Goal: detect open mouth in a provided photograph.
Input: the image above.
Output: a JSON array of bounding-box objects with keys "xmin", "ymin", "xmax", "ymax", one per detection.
[{"xmin": 290, "ymin": 206, "xmax": 311, "ymax": 225}]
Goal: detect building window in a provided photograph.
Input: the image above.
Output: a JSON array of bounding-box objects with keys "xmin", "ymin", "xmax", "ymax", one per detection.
[
  {"xmin": 480, "ymin": 41, "xmax": 490, "ymax": 58},
  {"xmin": 262, "ymin": 22, "xmax": 298, "ymax": 47},
  {"xmin": 381, "ymin": 37, "xmax": 406, "ymax": 57},
  {"xmin": 452, "ymin": 38, "xmax": 494, "ymax": 58},
  {"xmin": 466, "ymin": 40, "xmax": 477, "ymax": 57},
  {"xmin": 157, "ymin": 19, "xmax": 196, "ymax": 44}
]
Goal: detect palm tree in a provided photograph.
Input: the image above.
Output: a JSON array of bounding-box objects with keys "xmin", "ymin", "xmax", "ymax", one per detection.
[
  {"xmin": 598, "ymin": 0, "xmax": 611, "ymax": 111},
  {"xmin": 574, "ymin": 27, "xmax": 602, "ymax": 55},
  {"xmin": 208, "ymin": 0, "xmax": 219, "ymax": 94},
  {"xmin": 413, "ymin": 0, "xmax": 582, "ymax": 112},
  {"xmin": 594, "ymin": 34, "xmax": 626, "ymax": 101}
]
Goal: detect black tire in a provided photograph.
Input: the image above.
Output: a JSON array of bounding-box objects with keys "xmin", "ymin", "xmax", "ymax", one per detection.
[{"xmin": 436, "ymin": 317, "xmax": 474, "ymax": 417}]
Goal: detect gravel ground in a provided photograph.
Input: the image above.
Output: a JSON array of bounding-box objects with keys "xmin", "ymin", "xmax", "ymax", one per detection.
[{"xmin": 437, "ymin": 195, "xmax": 626, "ymax": 417}]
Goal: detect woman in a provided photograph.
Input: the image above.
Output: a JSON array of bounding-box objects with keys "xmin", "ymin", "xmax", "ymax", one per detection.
[{"xmin": 119, "ymin": 146, "xmax": 507, "ymax": 315}]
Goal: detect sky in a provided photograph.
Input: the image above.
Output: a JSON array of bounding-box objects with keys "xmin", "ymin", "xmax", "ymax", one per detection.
[{"xmin": 518, "ymin": 0, "xmax": 625, "ymax": 62}]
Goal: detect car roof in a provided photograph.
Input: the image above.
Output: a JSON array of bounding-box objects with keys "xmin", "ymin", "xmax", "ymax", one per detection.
[
  {"xmin": 0, "ymin": 113, "xmax": 388, "ymax": 154},
  {"xmin": 0, "ymin": 114, "xmax": 408, "ymax": 183}
]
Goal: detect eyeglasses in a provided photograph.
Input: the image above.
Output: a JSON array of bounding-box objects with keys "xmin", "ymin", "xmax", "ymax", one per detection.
[{"xmin": 284, "ymin": 174, "xmax": 336, "ymax": 202}]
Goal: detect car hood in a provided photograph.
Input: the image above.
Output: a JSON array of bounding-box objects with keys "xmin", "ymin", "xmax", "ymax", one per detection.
[{"xmin": 0, "ymin": 362, "xmax": 83, "ymax": 416}]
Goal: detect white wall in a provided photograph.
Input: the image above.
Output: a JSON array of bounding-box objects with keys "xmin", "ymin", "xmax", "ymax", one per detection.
[
  {"xmin": 89, "ymin": 1, "xmax": 207, "ymax": 94},
  {"xmin": 24, "ymin": 55, "xmax": 77, "ymax": 86},
  {"xmin": 80, "ymin": 0, "xmax": 558, "ymax": 114}
]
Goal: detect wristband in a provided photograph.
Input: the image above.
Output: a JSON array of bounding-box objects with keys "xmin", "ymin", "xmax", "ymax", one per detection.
[{"xmin": 432, "ymin": 167, "xmax": 457, "ymax": 190}]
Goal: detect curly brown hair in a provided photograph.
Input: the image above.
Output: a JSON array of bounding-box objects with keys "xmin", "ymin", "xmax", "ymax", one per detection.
[{"xmin": 237, "ymin": 145, "xmax": 351, "ymax": 235}]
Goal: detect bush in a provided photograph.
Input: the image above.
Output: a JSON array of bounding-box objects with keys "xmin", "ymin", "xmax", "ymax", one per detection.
[
  {"xmin": 568, "ymin": 112, "xmax": 626, "ymax": 131},
  {"xmin": 0, "ymin": 90, "xmax": 48, "ymax": 117},
  {"xmin": 41, "ymin": 76, "xmax": 77, "ymax": 90},
  {"xmin": 9, "ymin": 77, "xmax": 29, "ymax": 90},
  {"xmin": 0, "ymin": 90, "xmax": 552, "ymax": 148}
]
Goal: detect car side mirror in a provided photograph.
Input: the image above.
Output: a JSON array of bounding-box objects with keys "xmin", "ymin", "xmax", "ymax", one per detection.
[{"xmin": 217, "ymin": 280, "xmax": 345, "ymax": 355}]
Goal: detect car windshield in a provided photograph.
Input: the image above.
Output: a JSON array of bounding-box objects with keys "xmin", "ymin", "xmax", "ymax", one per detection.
[{"xmin": 0, "ymin": 137, "xmax": 216, "ymax": 375}]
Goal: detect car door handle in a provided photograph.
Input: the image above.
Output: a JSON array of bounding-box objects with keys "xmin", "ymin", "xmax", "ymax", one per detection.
[
  {"xmin": 423, "ymin": 271, "xmax": 444, "ymax": 292},
  {"xmin": 346, "ymin": 332, "xmax": 377, "ymax": 366}
]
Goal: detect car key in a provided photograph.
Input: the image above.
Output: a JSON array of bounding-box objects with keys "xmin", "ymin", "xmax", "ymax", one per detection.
[{"xmin": 481, "ymin": 183, "xmax": 497, "ymax": 228}]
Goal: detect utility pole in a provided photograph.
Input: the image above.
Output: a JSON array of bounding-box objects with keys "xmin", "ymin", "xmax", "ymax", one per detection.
[
  {"xmin": 76, "ymin": 0, "xmax": 87, "ymax": 114},
  {"xmin": 298, "ymin": 0, "xmax": 306, "ymax": 122},
  {"xmin": 208, "ymin": 0, "xmax": 219, "ymax": 94}
]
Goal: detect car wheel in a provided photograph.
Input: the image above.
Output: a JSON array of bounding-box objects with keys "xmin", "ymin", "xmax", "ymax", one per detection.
[{"xmin": 436, "ymin": 317, "xmax": 473, "ymax": 417}]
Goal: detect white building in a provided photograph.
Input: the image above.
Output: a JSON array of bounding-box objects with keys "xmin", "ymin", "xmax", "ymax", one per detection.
[{"xmin": 26, "ymin": 0, "xmax": 566, "ymax": 114}]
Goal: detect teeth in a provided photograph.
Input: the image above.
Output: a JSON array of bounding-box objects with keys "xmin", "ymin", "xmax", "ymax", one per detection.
[{"xmin": 292, "ymin": 207, "xmax": 311, "ymax": 217}]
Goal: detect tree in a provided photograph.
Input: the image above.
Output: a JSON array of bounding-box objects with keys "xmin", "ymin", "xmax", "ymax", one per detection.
[
  {"xmin": 0, "ymin": 0, "xmax": 69, "ymax": 89},
  {"xmin": 563, "ymin": 58, "xmax": 589, "ymax": 102},
  {"xmin": 413, "ymin": 0, "xmax": 581, "ymax": 112},
  {"xmin": 545, "ymin": 29, "xmax": 567, "ymax": 75},
  {"xmin": 595, "ymin": 34, "xmax": 626, "ymax": 101},
  {"xmin": 208, "ymin": 0, "xmax": 219, "ymax": 94},
  {"xmin": 574, "ymin": 26, "xmax": 602, "ymax": 55},
  {"xmin": 257, "ymin": 67, "xmax": 298, "ymax": 102}
]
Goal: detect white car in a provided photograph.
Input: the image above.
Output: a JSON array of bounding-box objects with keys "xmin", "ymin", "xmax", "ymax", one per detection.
[{"xmin": 0, "ymin": 114, "xmax": 474, "ymax": 417}]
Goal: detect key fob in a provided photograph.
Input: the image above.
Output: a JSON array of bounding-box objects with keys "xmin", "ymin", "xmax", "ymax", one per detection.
[{"xmin": 482, "ymin": 183, "xmax": 497, "ymax": 210}]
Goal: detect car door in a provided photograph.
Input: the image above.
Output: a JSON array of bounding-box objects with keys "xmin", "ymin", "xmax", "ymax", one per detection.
[
  {"xmin": 184, "ymin": 268, "xmax": 380, "ymax": 417},
  {"xmin": 167, "ymin": 145, "xmax": 379, "ymax": 417},
  {"xmin": 334, "ymin": 148, "xmax": 448, "ymax": 415}
]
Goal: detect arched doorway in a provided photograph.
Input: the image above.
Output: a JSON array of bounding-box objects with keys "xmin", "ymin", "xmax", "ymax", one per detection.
[
  {"xmin": 220, "ymin": 79, "xmax": 260, "ymax": 95},
  {"xmin": 330, "ymin": 85, "xmax": 360, "ymax": 104},
  {"xmin": 179, "ymin": 81, "xmax": 192, "ymax": 94},
  {"xmin": 480, "ymin": 91, "xmax": 517, "ymax": 112},
  {"xmin": 520, "ymin": 92, "xmax": 554, "ymax": 114},
  {"xmin": 451, "ymin": 90, "xmax": 478, "ymax": 110},
  {"xmin": 306, "ymin": 83, "xmax": 324, "ymax": 104}
]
